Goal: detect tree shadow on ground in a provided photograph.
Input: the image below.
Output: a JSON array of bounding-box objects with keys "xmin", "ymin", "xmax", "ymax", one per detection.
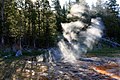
[{"xmin": 0, "ymin": 56, "xmax": 40, "ymax": 80}]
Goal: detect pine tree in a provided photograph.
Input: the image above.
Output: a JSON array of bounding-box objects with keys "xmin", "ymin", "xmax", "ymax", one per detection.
[
  {"xmin": 0, "ymin": 0, "xmax": 59, "ymax": 49},
  {"xmin": 95, "ymin": 0, "xmax": 105, "ymax": 16},
  {"xmin": 52, "ymin": 0, "xmax": 62, "ymax": 33},
  {"xmin": 0, "ymin": 0, "xmax": 4, "ymax": 46},
  {"xmin": 61, "ymin": 5, "xmax": 67, "ymax": 23},
  {"xmin": 104, "ymin": 0, "xmax": 120, "ymax": 42},
  {"xmin": 106, "ymin": 0, "xmax": 119, "ymax": 16},
  {"xmin": 76, "ymin": 0, "xmax": 79, "ymax": 3}
]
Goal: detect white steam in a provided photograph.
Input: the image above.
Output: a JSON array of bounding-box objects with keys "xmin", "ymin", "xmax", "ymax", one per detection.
[{"xmin": 58, "ymin": 3, "xmax": 104, "ymax": 63}]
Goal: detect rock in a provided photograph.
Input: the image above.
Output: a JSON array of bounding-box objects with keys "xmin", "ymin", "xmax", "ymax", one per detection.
[
  {"xmin": 36, "ymin": 54, "xmax": 44, "ymax": 62},
  {"xmin": 15, "ymin": 50, "xmax": 22, "ymax": 57},
  {"xmin": 39, "ymin": 76, "xmax": 49, "ymax": 80},
  {"xmin": 7, "ymin": 56, "xmax": 120, "ymax": 80},
  {"xmin": 39, "ymin": 65, "xmax": 48, "ymax": 73}
]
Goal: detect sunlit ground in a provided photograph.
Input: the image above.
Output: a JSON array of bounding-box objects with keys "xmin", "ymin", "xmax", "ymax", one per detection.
[{"xmin": 0, "ymin": 48, "xmax": 120, "ymax": 80}]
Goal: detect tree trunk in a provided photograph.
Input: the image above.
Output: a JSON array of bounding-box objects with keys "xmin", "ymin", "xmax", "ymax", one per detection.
[
  {"xmin": 38, "ymin": 6, "xmax": 41, "ymax": 48},
  {"xmin": 1, "ymin": 0, "xmax": 4, "ymax": 46}
]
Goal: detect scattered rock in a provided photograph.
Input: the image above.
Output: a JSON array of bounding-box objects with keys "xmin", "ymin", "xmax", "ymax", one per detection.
[{"xmin": 1, "ymin": 57, "xmax": 120, "ymax": 80}]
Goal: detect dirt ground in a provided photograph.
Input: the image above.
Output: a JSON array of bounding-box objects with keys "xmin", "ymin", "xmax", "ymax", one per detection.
[{"xmin": 0, "ymin": 56, "xmax": 120, "ymax": 80}]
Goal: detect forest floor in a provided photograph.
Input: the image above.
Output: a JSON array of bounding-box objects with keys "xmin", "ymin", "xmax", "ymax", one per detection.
[{"xmin": 0, "ymin": 48, "xmax": 120, "ymax": 80}]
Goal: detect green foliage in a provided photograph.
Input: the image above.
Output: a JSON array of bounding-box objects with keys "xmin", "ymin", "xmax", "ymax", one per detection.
[
  {"xmin": 87, "ymin": 47, "xmax": 120, "ymax": 57},
  {"xmin": 105, "ymin": 0, "xmax": 119, "ymax": 16},
  {"xmin": 0, "ymin": 51, "xmax": 15, "ymax": 57},
  {"xmin": 91, "ymin": 0, "xmax": 120, "ymax": 43},
  {"xmin": 0, "ymin": 49, "xmax": 48, "ymax": 58},
  {"xmin": 22, "ymin": 50, "xmax": 46, "ymax": 56},
  {"xmin": 0, "ymin": 0, "xmax": 60, "ymax": 48},
  {"xmin": 103, "ymin": 0, "xmax": 120, "ymax": 42},
  {"xmin": 52, "ymin": 0, "xmax": 67, "ymax": 32},
  {"xmin": 1, "ymin": 0, "xmax": 120, "ymax": 50}
]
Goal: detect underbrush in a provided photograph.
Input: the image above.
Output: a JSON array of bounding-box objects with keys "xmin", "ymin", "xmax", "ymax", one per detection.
[
  {"xmin": 87, "ymin": 47, "xmax": 120, "ymax": 57},
  {"xmin": 0, "ymin": 49, "xmax": 48, "ymax": 59}
]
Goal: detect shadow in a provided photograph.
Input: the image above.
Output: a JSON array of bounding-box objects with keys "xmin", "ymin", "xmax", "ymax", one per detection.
[
  {"xmin": 0, "ymin": 56, "xmax": 23, "ymax": 79},
  {"xmin": 0, "ymin": 56, "xmax": 49, "ymax": 80}
]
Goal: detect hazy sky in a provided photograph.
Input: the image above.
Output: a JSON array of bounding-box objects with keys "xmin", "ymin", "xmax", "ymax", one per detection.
[
  {"xmin": 31, "ymin": 0, "xmax": 120, "ymax": 7},
  {"xmin": 59, "ymin": 0, "xmax": 120, "ymax": 7}
]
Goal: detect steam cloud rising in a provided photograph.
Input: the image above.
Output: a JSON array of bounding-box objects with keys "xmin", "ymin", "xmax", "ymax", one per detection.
[{"xmin": 58, "ymin": 3, "xmax": 105, "ymax": 63}]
